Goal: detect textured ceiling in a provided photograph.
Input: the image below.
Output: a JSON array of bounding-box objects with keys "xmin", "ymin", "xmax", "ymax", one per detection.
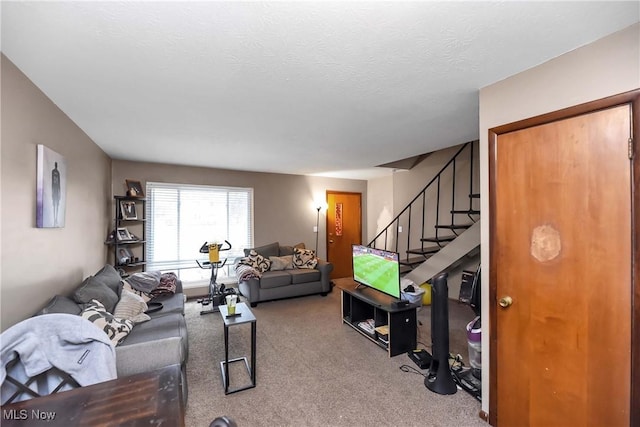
[{"xmin": 2, "ymin": 1, "xmax": 639, "ymax": 179}]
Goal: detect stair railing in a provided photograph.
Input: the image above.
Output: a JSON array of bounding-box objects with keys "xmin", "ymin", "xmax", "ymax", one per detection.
[{"xmin": 368, "ymin": 140, "xmax": 479, "ymax": 266}]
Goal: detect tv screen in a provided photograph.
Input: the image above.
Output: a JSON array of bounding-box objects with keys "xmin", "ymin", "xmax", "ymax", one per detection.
[{"xmin": 352, "ymin": 244, "xmax": 401, "ymax": 299}]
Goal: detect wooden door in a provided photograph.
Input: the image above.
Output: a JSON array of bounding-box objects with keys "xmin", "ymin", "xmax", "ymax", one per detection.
[
  {"xmin": 326, "ymin": 191, "xmax": 362, "ymax": 279},
  {"xmin": 490, "ymin": 104, "xmax": 633, "ymax": 426}
]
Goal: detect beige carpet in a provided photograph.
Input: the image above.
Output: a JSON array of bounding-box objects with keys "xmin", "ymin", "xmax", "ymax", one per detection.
[{"xmin": 184, "ymin": 289, "xmax": 485, "ymax": 427}]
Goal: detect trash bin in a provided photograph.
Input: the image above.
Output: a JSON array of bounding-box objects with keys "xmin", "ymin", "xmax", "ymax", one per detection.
[{"xmin": 466, "ymin": 316, "xmax": 481, "ymax": 370}]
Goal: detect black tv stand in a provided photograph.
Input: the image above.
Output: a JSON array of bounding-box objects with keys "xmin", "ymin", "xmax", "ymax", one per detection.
[{"xmin": 335, "ymin": 278, "xmax": 417, "ymax": 357}]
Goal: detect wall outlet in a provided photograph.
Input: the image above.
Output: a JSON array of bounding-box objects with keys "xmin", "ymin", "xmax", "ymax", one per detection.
[
  {"xmin": 398, "ymin": 225, "xmax": 403, "ymax": 233},
  {"xmin": 313, "ymin": 226, "xmax": 318, "ymax": 233}
]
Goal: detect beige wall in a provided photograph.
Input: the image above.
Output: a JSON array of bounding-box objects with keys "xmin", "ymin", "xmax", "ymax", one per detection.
[
  {"xmin": 111, "ymin": 160, "xmax": 367, "ymax": 261},
  {"xmin": 1, "ymin": 55, "xmax": 112, "ymax": 331},
  {"xmin": 478, "ymin": 23, "xmax": 640, "ymax": 412}
]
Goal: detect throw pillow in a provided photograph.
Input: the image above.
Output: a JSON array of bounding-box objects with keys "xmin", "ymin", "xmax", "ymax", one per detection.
[
  {"xmin": 293, "ymin": 248, "xmax": 318, "ymax": 269},
  {"xmin": 279, "ymin": 243, "xmax": 305, "ymax": 256},
  {"xmin": 122, "ymin": 282, "xmax": 152, "ymax": 302},
  {"xmin": 73, "ymin": 278, "xmax": 120, "ymax": 313},
  {"xmin": 243, "ymin": 242, "xmax": 280, "ymax": 258},
  {"xmin": 88, "ymin": 264, "xmax": 123, "ymax": 295},
  {"xmin": 269, "ymin": 255, "xmax": 294, "ymax": 271},
  {"xmin": 114, "ymin": 289, "xmax": 151, "ymax": 324},
  {"xmin": 239, "ymin": 250, "xmax": 272, "ymax": 273},
  {"xmin": 81, "ymin": 300, "xmax": 134, "ymax": 346},
  {"xmin": 36, "ymin": 295, "xmax": 82, "ymax": 316}
]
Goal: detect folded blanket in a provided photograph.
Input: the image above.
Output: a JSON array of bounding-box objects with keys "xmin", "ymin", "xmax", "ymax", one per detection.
[
  {"xmin": 151, "ymin": 272, "xmax": 178, "ymax": 297},
  {"xmin": 235, "ymin": 263, "xmax": 261, "ymax": 281},
  {"xmin": 125, "ymin": 271, "xmax": 162, "ymax": 293}
]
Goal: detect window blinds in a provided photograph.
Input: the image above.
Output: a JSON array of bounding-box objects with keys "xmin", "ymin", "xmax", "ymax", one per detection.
[{"xmin": 146, "ymin": 182, "xmax": 253, "ymax": 272}]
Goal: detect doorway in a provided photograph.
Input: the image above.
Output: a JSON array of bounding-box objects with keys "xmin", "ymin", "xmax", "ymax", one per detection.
[
  {"xmin": 326, "ymin": 191, "xmax": 362, "ymax": 279},
  {"xmin": 489, "ymin": 92, "xmax": 639, "ymax": 426}
]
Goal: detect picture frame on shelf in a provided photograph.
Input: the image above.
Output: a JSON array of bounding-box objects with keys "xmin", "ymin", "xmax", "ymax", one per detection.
[
  {"xmin": 117, "ymin": 247, "xmax": 134, "ymax": 265},
  {"xmin": 125, "ymin": 179, "xmax": 144, "ymax": 198},
  {"xmin": 120, "ymin": 200, "xmax": 137, "ymax": 220},
  {"xmin": 116, "ymin": 227, "xmax": 134, "ymax": 242}
]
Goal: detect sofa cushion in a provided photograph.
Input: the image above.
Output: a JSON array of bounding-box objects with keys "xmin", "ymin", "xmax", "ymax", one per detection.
[
  {"xmin": 74, "ymin": 277, "xmax": 120, "ymax": 313},
  {"xmin": 114, "ymin": 289, "xmax": 151, "ymax": 324},
  {"xmin": 244, "ymin": 241, "xmax": 280, "ymax": 258},
  {"xmin": 81, "ymin": 300, "xmax": 134, "ymax": 346},
  {"xmin": 269, "ymin": 255, "xmax": 294, "ymax": 271},
  {"xmin": 278, "ymin": 242, "xmax": 305, "ymax": 256},
  {"xmin": 289, "ymin": 269, "xmax": 321, "ymax": 284},
  {"xmin": 147, "ymin": 292, "xmax": 186, "ymax": 318},
  {"xmin": 259, "ymin": 271, "xmax": 293, "ymax": 289},
  {"xmin": 293, "ymin": 248, "xmax": 318, "ymax": 269},
  {"xmin": 36, "ymin": 295, "xmax": 82, "ymax": 316},
  {"xmin": 239, "ymin": 250, "xmax": 272, "ymax": 273},
  {"xmin": 88, "ymin": 264, "xmax": 123, "ymax": 295}
]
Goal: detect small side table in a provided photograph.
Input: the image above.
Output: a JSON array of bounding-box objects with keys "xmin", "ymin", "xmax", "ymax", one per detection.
[{"xmin": 219, "ymin": 302, "xmax": 256, "ymax": 394}]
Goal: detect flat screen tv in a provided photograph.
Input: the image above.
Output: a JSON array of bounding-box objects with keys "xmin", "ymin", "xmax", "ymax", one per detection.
[{"xmin": 352, "ymin": 244, "xmax": 401, "ymax": 299}]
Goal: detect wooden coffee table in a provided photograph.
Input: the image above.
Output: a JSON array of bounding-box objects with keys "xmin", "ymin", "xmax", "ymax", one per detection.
[{"xmin": 0, "ymin": 364, "xmax": 184, "ymax": 426}]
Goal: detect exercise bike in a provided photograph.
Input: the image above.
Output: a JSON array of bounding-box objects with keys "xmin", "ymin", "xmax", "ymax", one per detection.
[{"xmin": 196, "ymin": 240, "xmax": 236, "ymax": 315}]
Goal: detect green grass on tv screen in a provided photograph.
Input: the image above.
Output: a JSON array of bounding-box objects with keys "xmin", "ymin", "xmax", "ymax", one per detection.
[{"xmin": 353, "ymin": 252, "xmax": 400, "ymax": 298}]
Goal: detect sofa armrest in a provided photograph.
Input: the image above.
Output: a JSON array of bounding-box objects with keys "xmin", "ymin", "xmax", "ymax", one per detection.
[
  {"xmin": 239, "ymin": 277, "xmax": 261, "ymax": 303},
  {"xmin": 315, "ymin": 259, "xmax": 334, "ymax": 291}
]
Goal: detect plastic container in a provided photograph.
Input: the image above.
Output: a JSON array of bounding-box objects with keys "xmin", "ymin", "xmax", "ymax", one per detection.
[
  {"xmin": 401, "ymin": 287, "xmax": 425, "ymax": 306},
  {"xmin": 466, "ymin": 316, "xmax": 482, "ymax": 370}
]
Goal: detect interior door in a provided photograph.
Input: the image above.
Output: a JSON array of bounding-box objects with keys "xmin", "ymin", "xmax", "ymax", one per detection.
[
  {"xmin": 490, "ymin": 104, "xmax": 632, "ymax": 426},
  {"xmin": 326, "ymin": 191, "xmax": 362, "ymax": 279}
]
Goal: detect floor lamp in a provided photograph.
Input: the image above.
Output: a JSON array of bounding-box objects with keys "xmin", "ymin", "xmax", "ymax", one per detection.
[{"xmin": 314, "ymin": 206, "xmax": 321, "ymax": 255}]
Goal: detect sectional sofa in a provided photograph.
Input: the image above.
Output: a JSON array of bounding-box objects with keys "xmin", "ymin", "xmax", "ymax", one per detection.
[{"xmin": 33, "ymin": 265, "xmax": 189, "ymax": 400}]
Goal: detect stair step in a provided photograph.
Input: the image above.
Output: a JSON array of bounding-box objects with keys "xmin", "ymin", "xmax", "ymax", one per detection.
[
  {"xmin": 421, "ymin": 235, "xmax": 456, "ymax": 243},
  {"xmin": 451, "ymin": 209, "xmax": 480, "ymax": 215},
  {"xmin": 406, "ymin": 246, "xmax": 441, "ymax": 256},
  {"xmin": 435, "ymin": 223, "xmax": 474, "ymax": 230},
  {"xmin": 469, "ymin": 193, "xmax": 480, "ymax": 199},
  {"xmin": 399, "ymin": 255, "xmax": 432, "ymax": 266},
  {"xmin": 399, "ymin": 265, "xmax": 414, "ymax": 275}
]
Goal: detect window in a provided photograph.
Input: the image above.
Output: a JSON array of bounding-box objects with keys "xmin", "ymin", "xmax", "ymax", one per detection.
[{"xmin": 146, "ymin": 182, "xmax": 253, "ymax": 285}]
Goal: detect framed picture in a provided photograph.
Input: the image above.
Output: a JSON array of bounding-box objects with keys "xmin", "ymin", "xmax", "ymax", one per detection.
[
  {"xmin": 125, "ymin": 179, "xmax": 144, "ymax": 197},
  {"xmin": 120, "ymin": 201, "xmax": 137, "ymax": 220},
  {"xmin": 117, "ymin": 247, "xmax": 134, "ymax": 265},
  {"xmin": 36, "ymin": 145, "xmax": 67, "ymax": 228},
  {"xmin": 116, "ymin": 227, "xmax": 133, "ymax": 241}
]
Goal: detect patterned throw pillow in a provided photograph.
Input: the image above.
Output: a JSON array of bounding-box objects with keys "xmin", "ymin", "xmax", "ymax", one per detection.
[
  {"xmin": 81, "ymin": 300, "xmax": 134, "ymax": 346},
  {"xmin": 238, "ymin": 250, "xmax": 272, "ymax": 273},
  {"xmin": 293, "ymin": 248, "xmax": 318, "ymax": 269}
]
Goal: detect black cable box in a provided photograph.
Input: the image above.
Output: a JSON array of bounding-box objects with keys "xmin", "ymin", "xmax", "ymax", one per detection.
[{"xmin": 408, "ymin": 349, "xmax": 432, "ymax": 370}]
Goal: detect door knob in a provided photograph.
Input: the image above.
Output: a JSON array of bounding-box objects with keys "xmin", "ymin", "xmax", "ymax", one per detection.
[
  {"xmin": 329, "ymin": 239, "xmax": 334, "ymax": 243},
  {"xmin": 499, "ymin": 296, "xmax": 513, "ymax": 308}
]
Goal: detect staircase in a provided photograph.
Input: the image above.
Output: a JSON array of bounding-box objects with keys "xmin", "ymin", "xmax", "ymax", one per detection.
[{"xmin": 368, "ymin": 141, "xmax": 480, "ymax": 283}]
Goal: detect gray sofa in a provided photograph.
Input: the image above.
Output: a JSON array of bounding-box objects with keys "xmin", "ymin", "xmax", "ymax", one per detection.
[
  {"xmin": 236, "ymin": 242, "xmax": 334, "ymax": 307},
  {"xmin": 35, "ymin": 265, "xmax": 188, "ymax": 400}
]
